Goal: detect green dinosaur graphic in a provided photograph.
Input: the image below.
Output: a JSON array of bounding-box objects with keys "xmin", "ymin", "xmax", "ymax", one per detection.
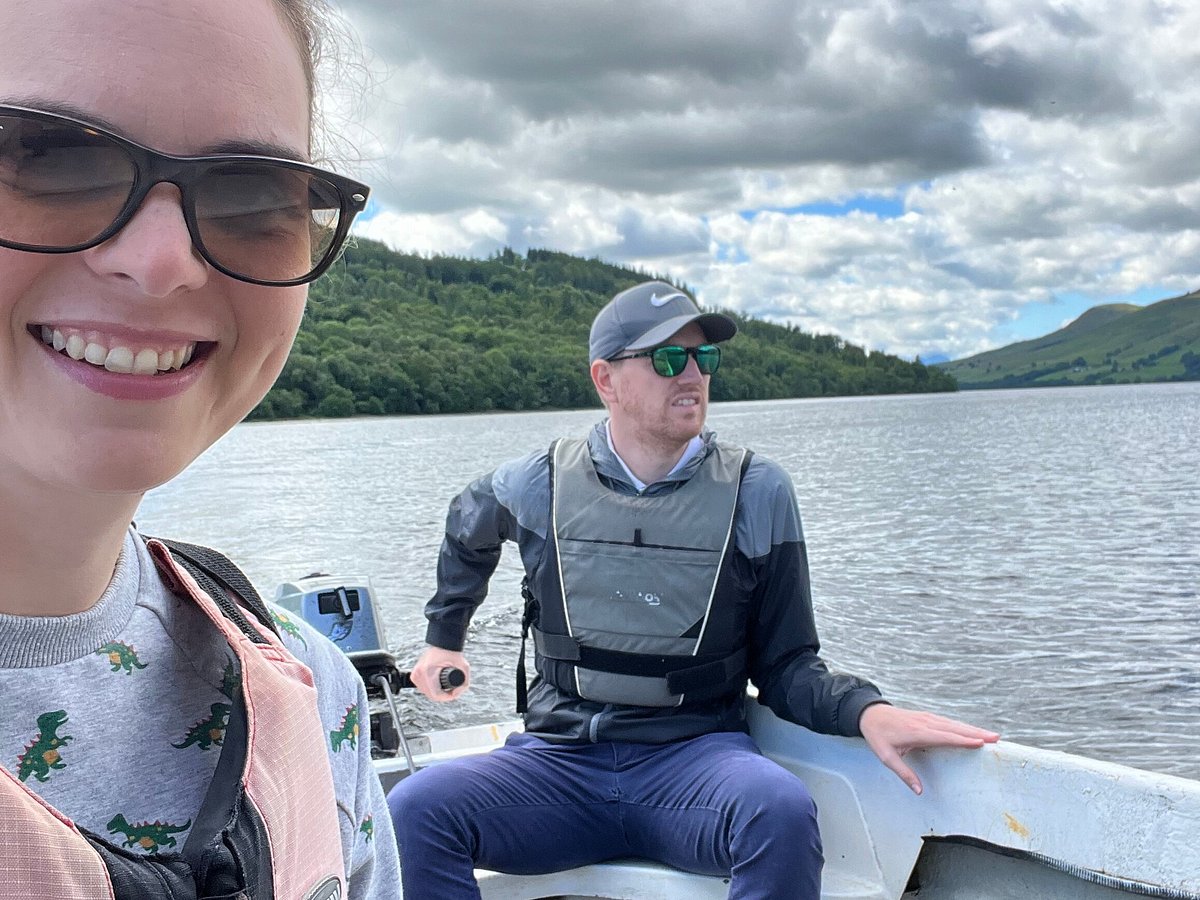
[
  {"xmin": 17, "ymin": 711, "xmax": 73, "ymax": 783},
  {"xmin": 220, "ymin": 660, "xmax": 239, "ymax": 700},
  {"xmin": 359, "ymin": 815, "xmax": 374, "ymax": 842},
  {"xmin": 271, "ymin": 610, "xmax": 308, "ymax": 649},
  {"xmin": 107, "ymin": 814, "xmax": 191, "ymax": 853},
  {"xmin": 96, "ymin": 641, "xmax": 148, "ymax": 674},
  {"xmin": 172, "ymin": 702, "xmax": 232, "ymax": 751},
  {"xmin": 329, "ymin": 703, "xmax": 360, "ymax": 752}
]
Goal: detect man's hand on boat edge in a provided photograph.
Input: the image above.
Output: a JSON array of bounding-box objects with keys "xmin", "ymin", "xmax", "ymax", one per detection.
[
  {"xmin": 408, "ymin": 647, "xmax": 472, "ymax": 701},
  {"xmin": 858, "ymin": 704, "xmax": 1001, "ymax": 796}
]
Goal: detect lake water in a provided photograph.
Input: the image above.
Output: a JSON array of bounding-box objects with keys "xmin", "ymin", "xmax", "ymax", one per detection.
[{"xmin": 136, "ymin": 382, "xmax": 1200, "ymax": 781}]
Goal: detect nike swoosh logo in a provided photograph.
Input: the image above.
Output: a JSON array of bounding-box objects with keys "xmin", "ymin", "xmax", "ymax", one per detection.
[{"xmin": 650, "ymin": 292, "xmax": 685, "ymax": 307}]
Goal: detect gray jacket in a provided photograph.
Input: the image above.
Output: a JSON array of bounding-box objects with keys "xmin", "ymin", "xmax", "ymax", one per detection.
[{"xmin": 425, "ymin": 421, "xmax": 884, "ymax": 744}]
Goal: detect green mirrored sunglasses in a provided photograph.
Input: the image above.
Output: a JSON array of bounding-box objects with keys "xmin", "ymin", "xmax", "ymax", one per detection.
[{"xmin": 609, "ymin": 343, "xmax": 721, "ymax": 377}]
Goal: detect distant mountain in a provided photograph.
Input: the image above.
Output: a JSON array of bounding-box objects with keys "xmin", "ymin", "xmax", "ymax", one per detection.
[
  {"xmin": 938, "ymin": 292, "xmax": 1200, "ymax": 389},
  {"xmin": 251, "ymin": 240, "xmax": 955, "ymax": 420}
]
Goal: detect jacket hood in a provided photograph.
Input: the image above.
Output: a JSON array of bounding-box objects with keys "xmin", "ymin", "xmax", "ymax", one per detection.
[{"xmin": 587, "ymin": 419, "xmax": 717, "ymax": 493}]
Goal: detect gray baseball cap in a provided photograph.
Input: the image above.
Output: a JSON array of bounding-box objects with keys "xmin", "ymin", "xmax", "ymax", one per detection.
[{"xmin": 589, "ymin": 281, "xmax": 738, "ymax": 363}]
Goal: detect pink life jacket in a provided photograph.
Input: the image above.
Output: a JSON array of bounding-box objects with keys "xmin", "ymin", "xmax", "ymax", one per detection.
[{"xmin": 0, "ymin": 539, "xmax": 346, "ymax": 900}]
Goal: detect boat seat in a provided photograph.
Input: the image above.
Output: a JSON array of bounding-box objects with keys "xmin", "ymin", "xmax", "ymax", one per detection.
[{"xmin": 476, "ymin": 858, "xmax": 730, "ymax": 899}]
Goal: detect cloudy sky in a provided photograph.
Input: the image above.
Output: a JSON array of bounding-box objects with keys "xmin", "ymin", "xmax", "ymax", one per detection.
[{"xmin": 324, "ymin": 0, "xmax": 1200, "ymax": 361}]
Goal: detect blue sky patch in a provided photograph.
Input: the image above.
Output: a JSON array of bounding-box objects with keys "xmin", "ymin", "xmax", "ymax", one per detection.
[
  {"xmin": 741, "ymin": 194, "xmax": 905, "ymax": 221},
  {"xmin": 356, "ymin": 196, "xmax": 382, "ymax": 223}
]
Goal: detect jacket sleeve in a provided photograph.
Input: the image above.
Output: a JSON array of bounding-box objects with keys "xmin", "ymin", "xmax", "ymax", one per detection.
[
  {"xmin": 424, "ymin": 468, "xmax": 520, "ymax": 651},
  {"xmin": 741, "ymin": 461, "xmax": 886, "ymax": 737}
]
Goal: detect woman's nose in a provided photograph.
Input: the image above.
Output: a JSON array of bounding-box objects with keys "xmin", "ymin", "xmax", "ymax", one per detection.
[{"xmin": 81, "ymin": 184, "xmax": 209, "ymax": 297}]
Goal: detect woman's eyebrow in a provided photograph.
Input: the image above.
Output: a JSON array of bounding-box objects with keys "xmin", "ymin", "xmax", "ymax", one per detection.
[
  {"xmin": 1, "ymin": 96, "xmax": 124, "ymax": 133},
  {"xmin": 1, "ymin": 95, "xmax": 307, "ymax": 162},
  {"xmin": 204, "ymin": 138, "xmax": 308, "ymax": 162}
]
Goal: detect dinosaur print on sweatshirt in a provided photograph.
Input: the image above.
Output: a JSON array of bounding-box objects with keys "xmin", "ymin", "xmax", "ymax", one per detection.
[
  {"xmin": 172, "ymin": 702, "xmax": 232, "ymax": 751},
  {"xmin": 359, "ymin": 814, "xmax": 374, "ymax": 842},
  {"xmin": 96, "ymin": 641, "xmax": 149, "ymax": 674},
  {"xmin": 107, "ymin": 814, "xmax": 191, "ymax": 853},
  {"xmin": 329, "ymin": 703, "xmax": 360, "ymax": 752},
  {"xmin": 271, "ymin": 610, "xmax": 308, "ymax": 649},
  {"xmin": 16, "ymin": 710, "xmax": 74, "ymax": 783}
]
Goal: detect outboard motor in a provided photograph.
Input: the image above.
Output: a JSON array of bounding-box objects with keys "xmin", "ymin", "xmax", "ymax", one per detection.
[
  {"xmin": 276, "ymin": 574, "xmax": 408, "ymax": 762},
  {"xmin": 274, "ymin": 573, "xmax": 388, "ymax": 653},
  {"xmin": 275, "ymin": 572, "xmax": 463, "ymax": 774}
]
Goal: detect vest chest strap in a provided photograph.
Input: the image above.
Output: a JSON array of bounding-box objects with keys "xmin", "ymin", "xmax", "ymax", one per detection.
[{"xmin": 532, "ymin": 626, "xmax": 747, "ymax": 694}]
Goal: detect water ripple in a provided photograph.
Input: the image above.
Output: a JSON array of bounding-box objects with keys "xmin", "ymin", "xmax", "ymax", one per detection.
[{"xmin": 137, "ymin": 383, "xmax": 1200, "ymax": 780}]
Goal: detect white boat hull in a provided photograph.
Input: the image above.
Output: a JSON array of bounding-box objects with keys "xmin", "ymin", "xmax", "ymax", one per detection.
[{"xmin": 377, "ymin": 702, "xmax": 1200, "ymax": 899}]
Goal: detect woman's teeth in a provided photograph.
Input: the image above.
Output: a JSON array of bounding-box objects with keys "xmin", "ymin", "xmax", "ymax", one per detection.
[{"xmin": 40, "ymin": 326, "xmax": 196, "ymax": 376}]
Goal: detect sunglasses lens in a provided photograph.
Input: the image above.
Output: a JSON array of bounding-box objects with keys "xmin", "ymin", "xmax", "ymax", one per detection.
[
  {"xmin": 0, "ymin": 110, "xmax": 355, "ymax": 285},
  {"xmin": 194, "ymin": 163, "xmax": 344, "ymax": 284},
  {"xmin": 0, "ymin": 114, "xmax": 136, "ymax": 249},
  {"xmin": 696, "ymin": 345, "xmax": 721, "ymax": 375},
  {"xmin": 652, "ymin": 346, "xmax": 688, "ymax": 376},
  {"xmin": 648, "ymin": 345, "xmax": 721, "ymax": 377}
]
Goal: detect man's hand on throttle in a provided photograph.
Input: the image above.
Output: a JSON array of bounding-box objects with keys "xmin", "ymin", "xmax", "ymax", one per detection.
[{"xmin": 409, "ymin": 646, "xmax": 470, "ymax": 701}]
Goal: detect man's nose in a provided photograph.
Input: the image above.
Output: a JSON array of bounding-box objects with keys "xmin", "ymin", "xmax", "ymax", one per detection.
[{"xmin": 678, "ymin": 352, "xmax": 705, "ymax": 381}]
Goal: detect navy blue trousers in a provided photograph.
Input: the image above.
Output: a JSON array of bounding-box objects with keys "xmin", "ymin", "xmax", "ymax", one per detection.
[{"xmin": 387, "ymin": 730, "xmax": 822, "ymax": 899}]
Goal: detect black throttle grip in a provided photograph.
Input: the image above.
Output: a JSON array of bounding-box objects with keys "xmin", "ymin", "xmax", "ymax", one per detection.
[{"xmin": 395, "ymin": 667, "xmax": 465, "ymax": 693}]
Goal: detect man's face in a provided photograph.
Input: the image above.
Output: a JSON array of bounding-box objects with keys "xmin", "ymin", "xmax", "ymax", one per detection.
[{"xmin": 604, "ymin": 322, "xmax": 711, "ymax": 449}]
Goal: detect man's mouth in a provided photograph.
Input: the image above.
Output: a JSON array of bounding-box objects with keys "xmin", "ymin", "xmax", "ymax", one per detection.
[
  {"xmin": 672, "ymin": 396, "xmax": 701, "ymax": 408},
  {"xmin": 32, "ymin": 325, "xmax": 200, "ymax": 376}
]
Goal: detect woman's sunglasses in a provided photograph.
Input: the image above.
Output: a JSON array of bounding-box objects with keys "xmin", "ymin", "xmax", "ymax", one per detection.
[
  {"xmin": 609, "ymin": 343, "xmax": 722, "ymax": 377},
  {"xmin": 0, "ymin": 105, "xmax": 370, "ymax": 287}
]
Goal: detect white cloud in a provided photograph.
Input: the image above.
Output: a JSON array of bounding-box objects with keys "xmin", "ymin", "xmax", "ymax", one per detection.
[
  {"xmin": 329, "ymin": 0, "xmax": 1200, "ymax": 360},
  {"xmin": 355, "ymin": 208, "xmax": 507, "ymax": 258}
]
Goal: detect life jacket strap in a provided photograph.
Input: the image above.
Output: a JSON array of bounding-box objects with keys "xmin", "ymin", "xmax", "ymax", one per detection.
[
  {"xmin": 532, "ymin": 626, "xmax": 747, "ymax": 695},
  {"xmin": 516, "ymin": 576, "xmax": 537, "ymax": 714},
  {"xmin": 148, "ymin": 536, "xmax": 280, "ymax": 643},
  {"xmin": 665, "ymin": 647, "xmax": 747, "ymax": 695},
  {"xmin": 532, "ymin": 628, "xmax": 581, "ymax": 661}
]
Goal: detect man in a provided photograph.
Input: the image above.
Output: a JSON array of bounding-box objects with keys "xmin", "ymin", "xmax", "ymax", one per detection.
[{"xmin": 388, "ymin": 281, "xmax": 998, "ymax": 899}]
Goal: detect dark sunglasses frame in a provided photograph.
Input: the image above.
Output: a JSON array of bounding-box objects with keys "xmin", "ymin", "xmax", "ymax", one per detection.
[
  {"xmin": 609, "ymin": 343, "xmax": 722, "ymax": 377},
  {"xmin": 0, "ymin": 104, "xmax": 370, "ymax": 286}
]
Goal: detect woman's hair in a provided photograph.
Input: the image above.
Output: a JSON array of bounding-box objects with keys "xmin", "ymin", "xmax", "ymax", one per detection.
[
  {"xmin": 272, "ymin": 0, "xmax": 364, "ymax": 164},
  {"xmin": 273, "ymin": 0, "xmax": 327, "ymax": 110}
]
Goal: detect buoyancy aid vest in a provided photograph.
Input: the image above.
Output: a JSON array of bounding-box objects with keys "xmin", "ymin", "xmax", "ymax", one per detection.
[
  {"xmin": 527, "ymin": 437, "xmax": 750, "ymax": 708},
  {"xmin": 0, "ymin": 539, "xmax": 346, "ymax": 900}
]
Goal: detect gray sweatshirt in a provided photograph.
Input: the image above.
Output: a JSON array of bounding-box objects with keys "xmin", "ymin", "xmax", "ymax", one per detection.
[{"xmin": 0, "ymin": 528, "xmax": 400, "ymax": 899}]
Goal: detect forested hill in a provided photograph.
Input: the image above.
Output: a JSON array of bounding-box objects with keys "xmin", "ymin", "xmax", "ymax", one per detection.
[
  {"xmin": 939, "ymin": 292, "xmax": 1200, "ymax": 389},
  {"xmin": 251, "ymin": 240, "xmax": 955, "ymax": 420}
]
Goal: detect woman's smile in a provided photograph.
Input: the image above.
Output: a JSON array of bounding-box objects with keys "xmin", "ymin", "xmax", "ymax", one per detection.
[{"xmin": 32, "ymin": 324, "xmax": 199, "ymax": 375}]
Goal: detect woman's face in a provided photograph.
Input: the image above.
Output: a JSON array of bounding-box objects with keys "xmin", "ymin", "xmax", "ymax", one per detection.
[{"xmin": 0, "ymin": 0, "xmax": 312, "ymax": 497}]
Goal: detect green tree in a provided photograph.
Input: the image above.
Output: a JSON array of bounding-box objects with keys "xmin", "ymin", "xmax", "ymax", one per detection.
[{"xmin": 251, "ymin": 240, "xmax": 958, "ymax": 420}]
